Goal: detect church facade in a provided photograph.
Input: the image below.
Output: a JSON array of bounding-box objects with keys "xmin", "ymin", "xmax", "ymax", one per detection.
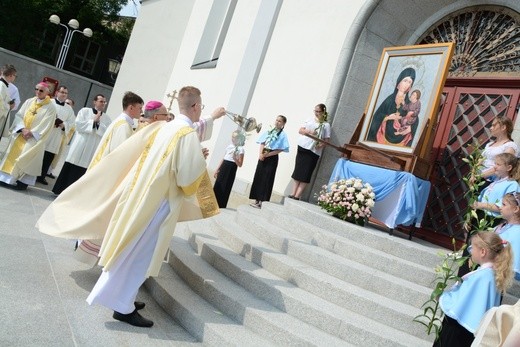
[{"xmin": 109, "ymin": 0, "xmax": 520, "ymax": 244}]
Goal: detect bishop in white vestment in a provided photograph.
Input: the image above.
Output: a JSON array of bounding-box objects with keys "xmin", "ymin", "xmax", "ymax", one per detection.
[
  {"xmin": 38, "ymin": 88, "xmax": 220, "ymax": 327},
  {"xmin": 90, "ymin": 87, "xmax": 219, "ymax": 328}
]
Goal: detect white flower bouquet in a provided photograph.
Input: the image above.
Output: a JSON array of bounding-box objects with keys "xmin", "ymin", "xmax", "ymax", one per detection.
[{"xmin": 317, "ymin": 178, "xmax": 376, "ymax": 225}]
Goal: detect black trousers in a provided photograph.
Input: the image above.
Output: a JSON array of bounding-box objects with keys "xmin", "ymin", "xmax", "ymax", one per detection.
[
  {"xmin": 52, "ymin": 162, "xmax": 87, "ymax": 195},
  {"xmin": 39, "ymin": 150, "xmax": 55, "ymax": 180}
]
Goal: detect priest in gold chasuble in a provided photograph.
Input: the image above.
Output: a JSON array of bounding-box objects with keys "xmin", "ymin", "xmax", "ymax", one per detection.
[{"xmin": 0, "ymin": 81, "xmax": 56, "ymax": 189}]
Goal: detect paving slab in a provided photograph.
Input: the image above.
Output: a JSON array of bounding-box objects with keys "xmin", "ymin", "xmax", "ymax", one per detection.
[{"xmin": 0, "ymin": 181, "xmax": 199, "ymax": 346}]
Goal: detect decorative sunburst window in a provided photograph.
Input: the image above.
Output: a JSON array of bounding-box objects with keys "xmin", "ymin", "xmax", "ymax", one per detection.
[{"xmin": 418, "ymin": 6, "xmax": 520, "ymax": 77}]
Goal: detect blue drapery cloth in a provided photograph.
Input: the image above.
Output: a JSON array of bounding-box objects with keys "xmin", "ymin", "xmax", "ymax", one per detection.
[{"xmin": 329, "ymin": 159, "xmax": 431, "ymax": 226}]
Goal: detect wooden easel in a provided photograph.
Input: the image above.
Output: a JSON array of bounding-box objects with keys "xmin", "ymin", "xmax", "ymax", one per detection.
[{"xmin": 341, "ymin": 113, "xmax": 434, "ymax": 180}]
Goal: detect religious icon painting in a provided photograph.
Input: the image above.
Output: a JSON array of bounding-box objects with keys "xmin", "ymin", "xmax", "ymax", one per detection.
[{"xmin": 358, "ymin": 43, "xmax": 454, "ymax": 154}]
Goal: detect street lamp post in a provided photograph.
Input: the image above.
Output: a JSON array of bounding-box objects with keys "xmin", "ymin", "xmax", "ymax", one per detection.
[
  {"xmin": 49, "ymin": 14, "xmax": 93, "ymax": 69},
  {"xmin": 107, "ymin": 58, "xmax": 122, "ymax": 81}
]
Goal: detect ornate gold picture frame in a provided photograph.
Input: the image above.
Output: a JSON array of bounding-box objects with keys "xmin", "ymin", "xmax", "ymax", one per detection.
[{"xmin": 358, "ymin": 43, "xmax": 454, "ymax": 154}]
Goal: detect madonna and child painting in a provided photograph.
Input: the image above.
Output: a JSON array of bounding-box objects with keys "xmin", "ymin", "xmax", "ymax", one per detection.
[{"xmin": 359, "ymin": 43, "xmax": 454, "ymax": 155}]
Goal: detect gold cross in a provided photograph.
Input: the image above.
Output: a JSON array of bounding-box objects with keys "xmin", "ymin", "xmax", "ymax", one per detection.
[{"xmin": 166, "ymin": 90, "xmax": 177, "ymax": 112}]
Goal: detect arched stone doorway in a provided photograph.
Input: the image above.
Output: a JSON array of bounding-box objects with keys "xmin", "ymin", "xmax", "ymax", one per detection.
[
  {"xmin": 417, "ymin": 6, "xmax": 520, "ymax": 245},
  {"xmin": 315, "ymin": 2, "xmax": 520, "ymax": 247}
]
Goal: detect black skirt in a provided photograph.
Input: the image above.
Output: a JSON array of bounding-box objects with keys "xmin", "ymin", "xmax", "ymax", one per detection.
[
  {"xmin": 52, "ymin": 162, "xmax": 87, "ymax": 195},
  {"xmin": 213, "ymin": 160, "xmax": 238, "ymax": 208},
  {"xmin": 249, "ymin": 154, "xmax": 278, "ymax": 202},
  {"xmin": 291, "ymin": 145, "xmax": 319, "ymax": 183},
  {"xmin": 433, "ymin": 316, "xmax": 474, "ymax": 347}
]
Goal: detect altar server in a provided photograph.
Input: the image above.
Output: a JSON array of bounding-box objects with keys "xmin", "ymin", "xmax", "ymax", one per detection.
[
  {"xmin": 52, "ymin": 94, "xmax": 111, "ymax": 194},
  {"xmin": 434, "ymin": 232, "xmax": 514, "ymax": 347}
]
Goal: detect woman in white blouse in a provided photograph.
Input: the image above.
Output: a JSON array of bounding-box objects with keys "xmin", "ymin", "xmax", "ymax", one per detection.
[
  {"xmin": 479, "ymin": 116, "xmax": 519, "ymax": 184},
  {"xmin": 289, "ymin": 103, "xmax": 331, "ymax": 200}
]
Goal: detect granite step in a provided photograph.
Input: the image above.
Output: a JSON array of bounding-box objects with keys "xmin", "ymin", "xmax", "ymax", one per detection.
[
  {"xmin": 230, "ymin": 206, "xmax": 432, "ymax": 307},
  {"xmin": 184, "ymin": 220, "xmax": 431, "ymax": 346},
  {"xmin": 207, "ymin": 213, "xmax": 431, "ymax": 340},
  {"xmin": 145, "ymin": 260, "xmax": 274, "ymax": 346},
  {"xmin": 168, "ymin": 225, "xmax": 351, "ymax": 347},
  {"xmin": 251, "ymin": 203, "xmax": 439, "ymax": 287},
  {"xmin": 277, "ymin": 200, "xmax": 443, "ymax": 266}
]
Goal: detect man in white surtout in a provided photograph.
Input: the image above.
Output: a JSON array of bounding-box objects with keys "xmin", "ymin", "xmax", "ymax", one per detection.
[
  {"xmin": 0, "ymin": 64, "xmax": 17, "ymax": 137},
  {"xmin": 86, "ymin": 86, "xmax": 219, "ymax": 327},
  {"xmin": 52, "ymin": 94, "xmax": 111, "ymax": 195},
  {"xmin": 88, "ymin": 91, "xmax": 144, "ymax": 168}
]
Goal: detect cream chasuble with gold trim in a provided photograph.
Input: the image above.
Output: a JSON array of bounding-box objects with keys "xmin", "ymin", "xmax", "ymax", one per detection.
[
  {"xmin": 37, "ymin": 119, "xmax": 218, "ymax": 275},
  {"xmin": 0, "ymin": 96, "xmax": 56, "ymax": 178},
  {"xmin": 98, "ymin": 120, "xmax": 218, "ymax": 276},
  {"xmin": 37, "ymin": 121, "xmax": 165, "ymax": 240},
  {"xmin": 89, "ymin": 114, "xmax": 133, "ymax": 169}
]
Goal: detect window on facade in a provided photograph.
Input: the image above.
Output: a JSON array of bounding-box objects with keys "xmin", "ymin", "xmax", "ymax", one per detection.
[
  {"xmin": 418, "ymin": 6, "xmax": 520, "ymax": 77},
  {"xmin": 191, "ymin": 0, "xmax": 237, "ymax": 69},
  {"xmin": 70, "ymin": 39, "xmax": 100, "ymax": 75}
]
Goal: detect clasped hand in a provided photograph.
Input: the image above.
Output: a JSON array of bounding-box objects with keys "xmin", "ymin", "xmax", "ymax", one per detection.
[{"xmin": 21, "ymin": 128, "xmax": 33, "ymax": 140}]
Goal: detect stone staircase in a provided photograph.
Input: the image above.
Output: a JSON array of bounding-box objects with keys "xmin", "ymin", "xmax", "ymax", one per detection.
[{"xmin": 144, "ymin": 199, "xmax": 518, "ymax": 346}]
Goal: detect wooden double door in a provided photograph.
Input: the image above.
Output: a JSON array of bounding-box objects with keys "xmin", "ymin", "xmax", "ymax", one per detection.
[{"xmin": 416, "ymin": 78, "xmax": 520, "ymax": 248}]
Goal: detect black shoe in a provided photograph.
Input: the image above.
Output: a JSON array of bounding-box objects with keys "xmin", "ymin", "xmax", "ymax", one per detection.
[
  {"xmin": 36, "ymin": 177, "xmax": 49, "ymax": 185},
  {"xmin": 13, "ymin": 181, "xmax": 28, "ymax": 190},
  {"xmin": 113, "ymin": 309, "xmax": 153, "ymax": 327},
  {"xmin": 46, "ymin": 173, "xmax": 56, "ymax": 179},
  {"xmin": 250, "ymin": 201, "xmax": 262, "ymax": 209},
  {"xmin": 134, "ymin": 301, "xmax": 145, "ymax": 311}
]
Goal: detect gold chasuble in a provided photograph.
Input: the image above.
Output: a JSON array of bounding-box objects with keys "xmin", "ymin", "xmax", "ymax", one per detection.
[
  {"xmin": 0, "ymin": 96, "xmax": 55, "ymax": 178},
  {"xmin": 98, "ymin": 122, "xmax": 217, "ymax": 277},
  {"xmin": 37, "ymin": 120, "xmax": 218, "ymax": 277},
  {"xmin": 89, "ymin": 118, "xmax": 130, "ymax": 169}
]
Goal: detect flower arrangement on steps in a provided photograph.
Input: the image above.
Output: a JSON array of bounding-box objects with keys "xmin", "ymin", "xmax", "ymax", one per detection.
[{"xmin": 317, "ymin": 178, "xmax": 375, "ymax": 226}]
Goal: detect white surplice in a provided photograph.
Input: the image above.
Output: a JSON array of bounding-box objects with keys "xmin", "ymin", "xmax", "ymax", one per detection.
[
  {"xmin": 65, "ymin": 107, "xmax": 111, "ymax": 169},
  {"xmin": 44, "ymin": 100, "xmax": 75, "ymax": 154}
]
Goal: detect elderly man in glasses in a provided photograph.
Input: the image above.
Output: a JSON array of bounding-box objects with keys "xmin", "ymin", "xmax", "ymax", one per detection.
[{"xmin": 0, "ymin": 81, "xmax": 56, "ymax": 190}]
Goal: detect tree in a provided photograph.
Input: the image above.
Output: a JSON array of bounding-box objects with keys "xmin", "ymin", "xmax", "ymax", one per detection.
[{"xmin": 0, "ymin": 0, "xmax": 133, "ymax": 84}]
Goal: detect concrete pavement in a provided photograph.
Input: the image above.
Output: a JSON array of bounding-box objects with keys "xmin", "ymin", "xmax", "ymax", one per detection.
[{"xmin": 0, "ymin": 135, "xmax": 201, "ymax": 346}]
